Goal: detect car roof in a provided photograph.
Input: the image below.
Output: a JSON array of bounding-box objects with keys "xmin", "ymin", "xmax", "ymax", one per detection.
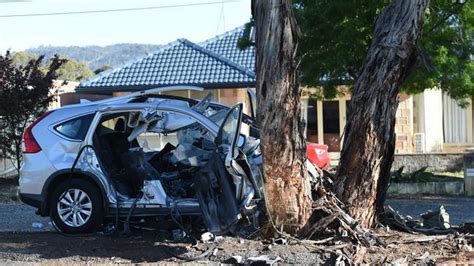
[
  {"xmin": 50, "ymin": 85, "xmax": 257, "ymax": 129},
  {"xmin": 61, "ymin": 85, "xmax": 205, "ymax": 109}
]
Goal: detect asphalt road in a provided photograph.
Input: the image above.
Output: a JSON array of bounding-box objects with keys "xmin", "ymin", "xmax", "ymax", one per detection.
[
  {"xmin": 386, "ymin": 196, "xmax": 474, "ymax": 225},
  {"xmin": 0, "ymin": 196, "xmax": 473, "ymax": 232},
  {"xmin": 0, "ymin": 203, "xmax": 53, "ymax": 232}
]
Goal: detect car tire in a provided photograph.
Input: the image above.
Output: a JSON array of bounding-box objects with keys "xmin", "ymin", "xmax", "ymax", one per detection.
[{"xmin": 50, "ymin": 178, "xmax": 103, "ymax": 234}]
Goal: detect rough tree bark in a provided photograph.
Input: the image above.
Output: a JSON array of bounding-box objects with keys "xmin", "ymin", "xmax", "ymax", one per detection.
[
  {"xmin": 251, "ymin": 0, "xmax": 312, "ymax": 233},
  {"xmin": 335, "ymin": 0, "xmax": 430, "ymax": 228}
]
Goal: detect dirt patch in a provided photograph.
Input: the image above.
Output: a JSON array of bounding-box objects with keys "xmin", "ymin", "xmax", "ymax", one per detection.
[
  {"xmin": 0, "ymin": 231, "xmax": 323, "ymax": 264},
  {"xmin": 0, "ymin": 230, "xmax": 472, "ymax": 264},
  {"xmin": 365, "ymin": 231, "xmax": 474, "ymax": 264}
]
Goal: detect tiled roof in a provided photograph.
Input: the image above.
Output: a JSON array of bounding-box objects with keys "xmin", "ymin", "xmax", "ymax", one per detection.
[
  {"xmin": 200, "ymin": 26, "xmax": 255, "ymax": 72},
  {"xmin": 77, "ymin": 26, "xmax": 256, "ymax": 93}
]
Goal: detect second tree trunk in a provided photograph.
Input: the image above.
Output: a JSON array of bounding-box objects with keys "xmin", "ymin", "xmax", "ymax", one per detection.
[{"xmin": 335, "ymin": 0, "xmax": 430, "ymax": 228}]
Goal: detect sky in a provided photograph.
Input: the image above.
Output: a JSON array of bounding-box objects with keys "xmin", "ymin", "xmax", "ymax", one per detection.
[{"xmin": 0, "ymin": 0, "xmax": 251, "ymax": 52}]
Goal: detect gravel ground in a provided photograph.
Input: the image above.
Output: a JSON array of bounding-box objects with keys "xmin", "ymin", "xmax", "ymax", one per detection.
[{"xmin": 0, "ymin": 203, "xmax": 53, "ymax": 232}]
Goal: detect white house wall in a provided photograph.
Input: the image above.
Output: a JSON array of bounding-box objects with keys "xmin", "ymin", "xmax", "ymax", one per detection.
[
  {"xmin": 443, "ymin": 93, "xmax": 468, "ymax": 143},
  {"xmin": 414, "ymin": 89, "xmax": 444, "ymax": 152}
]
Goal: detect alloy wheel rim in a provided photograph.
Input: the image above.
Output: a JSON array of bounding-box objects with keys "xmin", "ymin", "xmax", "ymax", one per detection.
[{"xmin": 57, "ymin": 188, "xmax": 92, "ymax": 227}]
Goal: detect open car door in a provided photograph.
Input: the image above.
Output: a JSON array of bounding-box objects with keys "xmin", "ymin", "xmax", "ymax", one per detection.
[
  {"xmin": 216, "ymin": 104, "xmax": 258, "ymax": 204},
  {"xmin": 215, "ymin": 104, "xmax": 243, "ymax": 173},
  {"xmin": 247, "ymin": 88, "xmax": 257, "ymax": 119},
  {"xmin": 193, "ymin": 104, "xmax": 245, "ymax": 234}
]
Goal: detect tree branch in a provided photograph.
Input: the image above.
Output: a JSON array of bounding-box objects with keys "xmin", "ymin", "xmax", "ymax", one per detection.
[{"xmin": 425, "ymin": 1, "xmax": 466, "ymax": 35}]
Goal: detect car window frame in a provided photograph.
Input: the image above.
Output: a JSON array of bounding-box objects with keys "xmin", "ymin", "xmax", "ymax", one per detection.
[
  {"xmin": 50, "ymin": 112, "xmax": 96, "ymax": 142},
  {"xmin": 83, "ymin": 104, "xmax": 220, "ymax": 147}
]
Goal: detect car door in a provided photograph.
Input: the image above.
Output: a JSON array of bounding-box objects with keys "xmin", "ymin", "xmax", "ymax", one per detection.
[
  {"xmin": 247, "ymin": 88, "xmax": 257, "ymax": 119},
  {"xmin": 191, "ymin": 104, "xmax": 244, "ymax": 234},
  {"xmin": 215, "ymin": 104, "xmax": 243, "ymax": 171},
  {"xmin": 214, "ymin": 103, "xmax": 258, "ymax": 204}
]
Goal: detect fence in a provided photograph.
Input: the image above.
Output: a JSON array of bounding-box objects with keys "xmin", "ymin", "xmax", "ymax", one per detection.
[
  {"xmin": 0, "ymin": 157, "xmax": 15, "ymax": 178},
  {"xmin": 0, "ymin": 128, "xmax": 16, "ymax": 178}
]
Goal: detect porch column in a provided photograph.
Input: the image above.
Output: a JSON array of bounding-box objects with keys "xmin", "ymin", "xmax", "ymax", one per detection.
[
  {"xmin": 338, "ymin": 99, "xmax": 346, "ymax": 150},
  {"xmin": 317, "ymin": 100, "xmax": 324, "ymax": 144},
  {"xmin": 467, "ymin": 98, "xmax": 473, "ymax": 144},
  {"xmin": 301, "ymin": 98, "xmax": 308, "ymax": 137}
]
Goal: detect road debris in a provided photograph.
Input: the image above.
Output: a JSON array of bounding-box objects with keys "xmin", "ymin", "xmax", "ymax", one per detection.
[
  {"xmin": 245, "ymin": 255, "xmax": 282, "ymax": 265},
  {"xmin": 421, "ymin": 205, "xmax": 450, "ymax": 229},
  {"xmin": 31, "ymin": 222, "xmax": 43, "ymax": 229},
  {"xmin": 380, "ymin": 205, "xmax": 455, "ymax": 234},
  {"xmin": 200, "ymin": 232, "xmax": 214, "ymax": 243},
  {"xmin": 228, "ymin": 255, "xmax": 243, "ymax": 263},
  {"xmin": 272, "ymin": 237, "xmax": 287, "ymax": 245},
  {"xmin": 172, "ymin": 229, "xmax": 186, "ymax": 240}
]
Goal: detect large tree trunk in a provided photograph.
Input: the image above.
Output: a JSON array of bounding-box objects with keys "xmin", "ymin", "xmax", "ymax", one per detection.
[
  {"xmin": 251, "ymin": 0, "xmax": 312, "ymax": 234},
  {"xmin": 335, "ymin": 0, "xmax": 429, "ymax": 228}
]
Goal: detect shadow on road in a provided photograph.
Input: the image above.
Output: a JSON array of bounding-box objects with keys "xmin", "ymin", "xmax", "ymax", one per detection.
[{"xmin": 0, "ymin": 231, "xmax": 195, "ymax": 263}]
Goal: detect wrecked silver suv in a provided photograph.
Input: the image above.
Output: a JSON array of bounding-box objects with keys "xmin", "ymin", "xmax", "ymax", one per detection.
[{"xmin": 18, "ymin": 86, "xmax": 263, "ymax": 234}]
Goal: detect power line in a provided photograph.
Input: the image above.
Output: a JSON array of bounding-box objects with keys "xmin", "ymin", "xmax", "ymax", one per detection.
[
  {"xmin": 215, "ymin": 0, "xmax": 227, "ymax": 34},
  {"xmin": 0, "ymin": 1, "xmax": 239, "ymax": 18}
]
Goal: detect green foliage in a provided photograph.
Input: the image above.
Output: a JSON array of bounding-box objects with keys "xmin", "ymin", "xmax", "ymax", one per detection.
[
  {"xmin": 55, "ymin": 58, "xmax": 94, "ymax": 81},
  {"xmin": 237, "ymin": 19, "xmax": 255, "ymax": 50},
  {"xmin": 294, "ymin": 0, "xmax": 473, "ymax": 101},
  {"xmin": 390, "ymin": 166, "xmax": 405, "ymax": 183},
  {"xmin": 390, "ymin": 166, "xmax": 436, "ymax": 183},
  {"xmin": 12, "ymin": 51, "xmax": 93, "ymax": 81},
  {"xmin": 12, "ymin": 51, "xmax": 39, "ymax": 66},
  {"xmin": 0, "ymin": 51, "xmax": 65, "ymax": 173}
]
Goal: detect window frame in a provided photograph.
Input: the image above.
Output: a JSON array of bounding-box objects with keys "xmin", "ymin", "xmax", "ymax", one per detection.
[{"xmin": 52, "ymin": 112, "xmax": 96, "ymax": 142}]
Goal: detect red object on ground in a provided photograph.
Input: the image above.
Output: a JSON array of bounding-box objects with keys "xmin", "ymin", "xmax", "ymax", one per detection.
[{"xmin": 306, "ymin": 142, "xmax": 330, "ymax": 169}]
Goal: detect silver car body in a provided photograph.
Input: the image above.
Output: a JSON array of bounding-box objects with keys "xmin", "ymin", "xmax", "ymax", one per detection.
[{"xmin": 19, "ymin": 86, "xmax": 262, "ymax": 233}]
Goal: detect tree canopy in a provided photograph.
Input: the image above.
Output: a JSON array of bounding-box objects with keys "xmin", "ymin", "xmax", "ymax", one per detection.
[
  {"xmin": 12, "ymin": 51, "xmax": 94, "ymax": 81},
  {"xmin": 0, "ymin": 51, "xmax": 65, "ymax": 174},
  {"xmin": 294, "ymin": 0, "xmax": 473, "ymax": 101}
]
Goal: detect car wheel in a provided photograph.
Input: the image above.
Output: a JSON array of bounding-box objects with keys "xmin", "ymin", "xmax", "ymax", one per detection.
[{"xmin": 50, "ymin": 179, "xmax": 103, "ymax": 234}]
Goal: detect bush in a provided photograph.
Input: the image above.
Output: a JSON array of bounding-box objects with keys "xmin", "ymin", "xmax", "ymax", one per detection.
[{"xmin": 390, "ymin": 166, "xmax": 436, "ymax": 183}]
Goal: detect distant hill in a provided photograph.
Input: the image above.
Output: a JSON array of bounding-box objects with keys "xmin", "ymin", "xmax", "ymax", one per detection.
[{"xmin": 26, "ymin": 43, "xmax": 162, "ymax": 70}]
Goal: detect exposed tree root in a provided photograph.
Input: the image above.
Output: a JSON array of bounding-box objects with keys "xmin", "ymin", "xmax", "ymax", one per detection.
[
  {"xmin": 249, "ymin": 167, "xmax": 383, "ymax": 262},
  {"xmin": 298, "ymin": 168, "xmax": 382, "ymax": 256}
]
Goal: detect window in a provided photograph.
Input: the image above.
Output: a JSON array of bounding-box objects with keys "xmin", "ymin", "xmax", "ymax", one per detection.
[
  {"xmin": 306, "ymin": 99, "xmax": 319, "ymax": 142},
  {"xmin": 100, "ymin": 114, "xmax": 128, "ymax": 131},
  {"xmin": 55, "ymin": 114, "xmax": 95, "ymax": 140},
  {"xmin": 216, "ymin": 105, "xmax": 240, "ymax": 148},
  {"xmin": 323, "ymin": 101, "xmax": 340, "ymax": 134},
  {"xmin": 323, "ymin": 101, "xmax": 341, "ymax": 152}
]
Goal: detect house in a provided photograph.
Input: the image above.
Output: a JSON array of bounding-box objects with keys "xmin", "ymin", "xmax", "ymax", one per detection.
[
  {"xmin": 48, "ymin": 80, "xmax": 109, "ymax": 110},
  {"xmin": 76, "ymin": 26, "xmax": 474, "ymax": 155},
  {"xmin": 76, "ymin": 30, "xmax": 256, "ymax": 115}
]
